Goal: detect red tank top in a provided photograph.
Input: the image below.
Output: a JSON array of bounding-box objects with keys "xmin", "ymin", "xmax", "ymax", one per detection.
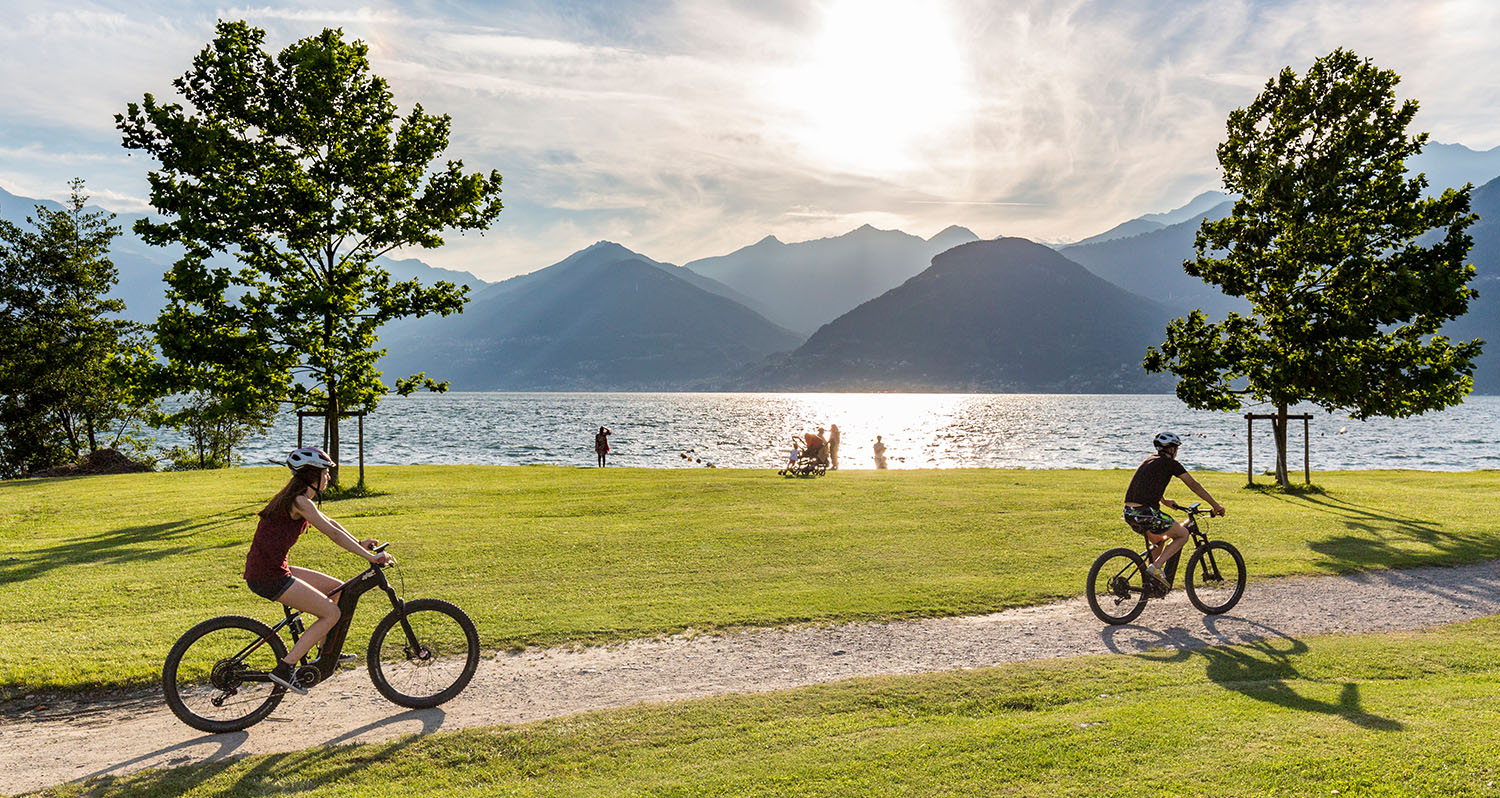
[{"xmin": 244, "ymin": 510, "xmax": 309, "ymax": 582}]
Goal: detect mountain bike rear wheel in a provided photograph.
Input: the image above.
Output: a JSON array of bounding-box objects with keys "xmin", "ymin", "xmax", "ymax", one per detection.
[
  {"xmin": 1086, "ymin": 547, "xmax": 1150, "ymax": 625},
  {"xmin": 1185, "ymin": 540, "xmax": 1246, "ymax": 615},
  {"xmin": 163, "ymin": 615, "xmax": 288, "ymax": 733},
  {"xmin": 367, "ymin": 598, "xmax": 480, "ymax": 708}
]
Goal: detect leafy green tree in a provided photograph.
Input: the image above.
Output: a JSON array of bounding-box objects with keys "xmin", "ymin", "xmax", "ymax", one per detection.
[
  {"xmin": 156, "ymin": 390, "xmax": 278, "ymax": 470},
  {"xmin": 0, "ymin": 179, "xmax": 156, "ymax": 478},
  {"xmin": 1144, "ymin": 49, "xmax": 1480, "ymax": 487},
  {"xmin": 117, "ymin": 21, "xmax": 503, "ymax": 485}
]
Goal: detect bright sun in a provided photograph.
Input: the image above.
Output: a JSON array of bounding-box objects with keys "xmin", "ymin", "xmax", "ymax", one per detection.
[{"xmin": 770, "ymin": 0, "xmax": 971, "ymax": 176}]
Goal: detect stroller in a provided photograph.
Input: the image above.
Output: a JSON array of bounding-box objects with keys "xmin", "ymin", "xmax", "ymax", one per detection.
[{"xmin": 778, "ymin": 439, "xmax": 829, "ymax": 478}]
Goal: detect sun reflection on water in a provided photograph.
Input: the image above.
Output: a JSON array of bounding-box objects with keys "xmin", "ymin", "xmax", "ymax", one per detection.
[{"xmin": 219, "ymin": 392, "xmax": 1500, "ymax": 471}]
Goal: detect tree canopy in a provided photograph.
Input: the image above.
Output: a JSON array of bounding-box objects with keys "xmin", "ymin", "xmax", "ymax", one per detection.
[
  {"xmin": 117, "ymin": 20, "xmax": 503, "ymax": 484},
  {"xmin": 0, "ymin": 180, "xmax": 154, "ymax": 478},
  {"xmin": 1144, "ymin": 48, "xmax": 1481, "ymax": 486}
]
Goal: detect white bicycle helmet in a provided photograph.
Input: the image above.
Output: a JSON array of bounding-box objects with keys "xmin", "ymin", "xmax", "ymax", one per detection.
[
  {"xmin": 1153, "ymin": 431, "xmax": 1182, "ymax": 450},
  {"xmin": 286, "ymin": 446, "xmax": 336, "ymax": 472}
]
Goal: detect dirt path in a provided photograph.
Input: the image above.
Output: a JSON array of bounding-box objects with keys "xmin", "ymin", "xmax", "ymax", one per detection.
[{"xmin": 6, "ymin": 560, "xmax": 1500, "ymax": 795}]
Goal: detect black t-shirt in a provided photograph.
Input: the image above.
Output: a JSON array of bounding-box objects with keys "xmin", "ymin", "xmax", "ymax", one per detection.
[{"xmin": 1124, "ymin": 454, "xmax": 1186, "ymax": 509}]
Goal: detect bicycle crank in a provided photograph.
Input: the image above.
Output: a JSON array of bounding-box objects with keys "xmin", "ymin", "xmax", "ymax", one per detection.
[{"xmin": 295, "ymin": 665, "xmax": 323, "ymax": 689}]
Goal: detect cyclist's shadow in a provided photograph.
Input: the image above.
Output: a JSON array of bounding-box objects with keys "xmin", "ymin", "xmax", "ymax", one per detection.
[{"xmin": 1101, "ymin": 617, "xmax": 1402, "ymax": 732}]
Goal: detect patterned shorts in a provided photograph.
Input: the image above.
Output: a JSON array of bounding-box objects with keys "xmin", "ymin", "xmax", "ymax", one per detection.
[{"xmin": 1123, "ymin": 505, "xmax": 1174, "ymax": 536}]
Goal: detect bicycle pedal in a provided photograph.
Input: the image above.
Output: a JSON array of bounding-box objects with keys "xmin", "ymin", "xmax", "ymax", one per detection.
[{"xmin": 269, "ymin": 668, "xmax": 307, "ymax": 696}]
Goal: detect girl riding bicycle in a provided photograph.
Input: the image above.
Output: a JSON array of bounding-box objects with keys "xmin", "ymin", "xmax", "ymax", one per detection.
[{"xmin": 244, "ymin": 447, "xmax": 393, "ymax": 693}]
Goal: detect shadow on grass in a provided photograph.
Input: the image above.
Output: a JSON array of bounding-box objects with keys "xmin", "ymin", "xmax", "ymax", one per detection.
[
  {"xmin": 1254, "ymin": 489, "xmax": 1500, "ymax": 572},
  {"xmin": 1103, "ymin": 618, "xmax": 1402, "ymax": 731},
  {"xmin": 0, "ymin": 509, "xmax": 249, "ymax": 585},
  {"xmin": 65, "ymin": 708, "xmax": 447, "ymax": 795}
]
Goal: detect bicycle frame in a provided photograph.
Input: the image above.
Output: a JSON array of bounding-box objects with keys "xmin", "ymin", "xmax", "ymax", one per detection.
[
  {"xmin": 1140, "ymin": 509, "xmax": 1219, "ymax": 586},
  {"xmin": 232, "ymin": 556, "xmax": 413, "ymax": 686}
]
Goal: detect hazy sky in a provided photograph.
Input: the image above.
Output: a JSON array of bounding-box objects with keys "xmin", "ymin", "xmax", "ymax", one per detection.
[{"xmin": 1, "ymin": 0, "xmax": 1497, "ymax": 280}]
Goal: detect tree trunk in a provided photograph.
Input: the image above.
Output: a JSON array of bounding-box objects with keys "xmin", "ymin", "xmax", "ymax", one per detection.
[
  {"xmin": 323, "ymin": 281, "xmax": 341, "ymax": 487},
  {"xmin": 327, "ymin": 375, "xmax": 342, "ymax": 488},
  {"xmin": 1274, "ymin": 401, "xmax": 1290, "ymax": 488}
]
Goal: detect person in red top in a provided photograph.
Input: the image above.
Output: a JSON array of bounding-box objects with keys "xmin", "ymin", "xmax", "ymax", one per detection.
[
  {"xmin": 1122, "ymin": 432, "xmax": 1225, "ymax": 589},
  {"xmin": 803, "ymin": 428, "xmax": 827, "ymax": 465},
  {"xmin": 244, "ymin": 447, "xmax": 393, "ymax": 693}
]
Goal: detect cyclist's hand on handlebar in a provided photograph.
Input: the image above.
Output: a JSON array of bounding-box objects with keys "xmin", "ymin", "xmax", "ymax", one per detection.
[
  {"xmin": 1211, "ymin": 503, "xmax": 1226, "ymax": 517},
  {"xmin": 362, "ymin": 539, "xmax": 395, "ymax": 566}
]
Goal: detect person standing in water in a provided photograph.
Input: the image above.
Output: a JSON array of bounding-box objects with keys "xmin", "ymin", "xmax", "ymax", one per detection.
[{"xmin": 595, "ymin": 426, "xmax": 612, "ymax": 467}]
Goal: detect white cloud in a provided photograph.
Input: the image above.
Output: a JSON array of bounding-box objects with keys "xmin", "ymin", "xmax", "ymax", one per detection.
[{"xmin": 0, "ymin": 0, "xmax": 1496, "ymax": 278}]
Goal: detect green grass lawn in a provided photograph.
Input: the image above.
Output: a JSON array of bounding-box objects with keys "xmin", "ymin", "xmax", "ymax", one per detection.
[
  {"xmin": 30, "ymin": 616, "xmax": 1500, "ymax": 797},
  {"xmin": 3, "ymin": 466, "xmax": 1500, "ymax": 692}
]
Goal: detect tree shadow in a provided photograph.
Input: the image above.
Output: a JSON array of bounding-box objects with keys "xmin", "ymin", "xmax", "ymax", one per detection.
[
  {"xmin": 1255, "ymin": 489, "xmax": 1500, "ymax": 571},
  {"xmin": 1198, "ymin": 616, "xmax": 1401, "ymax": 731},
  {"xmin": 0, "ymin": 509, "xmax": 249, "ymax": 584},
  {"xmin": 1102, "ymin": 617, "xmax": 1402, "ymax": 731}
]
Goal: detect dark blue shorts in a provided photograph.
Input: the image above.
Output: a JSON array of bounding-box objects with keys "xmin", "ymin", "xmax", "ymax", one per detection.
[
  {"xmin": 247, "ymin": 575, "xmax": 295, "ymax": 601},
  {"xmin": 1123, "ymin": 505, "xmax": 1174, "ymax": 535}
]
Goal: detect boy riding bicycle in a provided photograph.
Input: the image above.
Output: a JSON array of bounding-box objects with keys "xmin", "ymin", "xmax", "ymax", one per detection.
[{"xmin": 1123, "ymin": 432, "xmax": 1225, "ymax": 589}]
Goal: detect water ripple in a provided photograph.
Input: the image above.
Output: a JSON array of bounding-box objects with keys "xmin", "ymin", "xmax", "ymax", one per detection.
[{"xmin": 160, "ymin": 392, "xmax": 1500, "ymax": 471}]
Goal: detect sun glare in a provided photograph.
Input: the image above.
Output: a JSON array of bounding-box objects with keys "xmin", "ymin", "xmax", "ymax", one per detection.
[{"xmin": 770, "ymin": 0, "xmax": 971, "ymax": 176}]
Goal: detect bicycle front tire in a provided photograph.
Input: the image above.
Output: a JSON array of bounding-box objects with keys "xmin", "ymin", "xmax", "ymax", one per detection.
[
  {"xmin": 163, "ymin": 615, "xmax": 288, "ymax": 733},
  {"xmin": 1185, "ymin": 540, "xmax": 1246, "ymax": 615},
  {"xmin": 367, "ymin": 598, "xmax": 480, "ymax": 708},
  {"xmin": 1086, "ymin": 547, "xmax": 1150, "ymax": 625}
]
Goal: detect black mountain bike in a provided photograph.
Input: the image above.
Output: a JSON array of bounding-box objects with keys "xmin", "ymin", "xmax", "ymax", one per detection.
[
  {"xmin": 163, "ymin": 543, "xmax": 480, "ymax": 733},
  {"xmin": 1086, "ymin": 503, "xmax": 1246, "ymax": 625}
]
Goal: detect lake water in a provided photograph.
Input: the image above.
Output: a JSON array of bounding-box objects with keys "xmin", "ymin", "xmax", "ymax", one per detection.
[{"xmin": 221, "ymin": 392, "xmax": 1500, "ymax": 473}]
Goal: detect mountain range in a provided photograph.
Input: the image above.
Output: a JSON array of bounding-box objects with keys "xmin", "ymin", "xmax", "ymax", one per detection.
[
  {"xmin": 377, "ymin": 242, "xmax": 801, "ymax": 389},
  {"xmin": 683, "ymin": 224, "xmax": 980, "ymax": 336},
  {"xmin": 4, "ymin": 138, "xmax": 1499, "ymax": 394},
  {"xmin": 732, "ymin": 238, "xmax": 1175, "ymax": 392}
]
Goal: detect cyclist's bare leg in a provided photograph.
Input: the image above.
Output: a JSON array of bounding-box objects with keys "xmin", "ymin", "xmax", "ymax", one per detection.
[
  {"xmin": 290, "ymin": 566, "xmax": 342, "ymax": 595},
  {"xmin": 278, "ymin": 569, "xmax": 342, "ymax": 664},
  {"xmin": 1150, "ymin": 522, "xmax": 1190, "ymax": 570},
  {"xmin": 1145, "ymin": 531, "xmax": 1167, "ymax": 563}
]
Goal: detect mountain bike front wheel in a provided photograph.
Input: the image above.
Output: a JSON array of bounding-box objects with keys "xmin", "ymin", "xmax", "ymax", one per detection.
[
  {"xmin": 163, "ymin": 615, "xmax": 288, "ymax": 733},
  {"xmin": 1086, "ymin": 547, "xmax": 1150, "ymax": 625},
  {"xmin": 367, "ymin": 598, "xmax": 480, "ymax": 708},
  {"xmin": 1185, "ymin": 541, "xmax": 1246, "ymax": 615}
]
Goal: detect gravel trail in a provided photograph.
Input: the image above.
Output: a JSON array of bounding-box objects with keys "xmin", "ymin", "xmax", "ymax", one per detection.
[{"xmin": 5, "ymin": 560, "xmax": 1500, "ymax": 795}]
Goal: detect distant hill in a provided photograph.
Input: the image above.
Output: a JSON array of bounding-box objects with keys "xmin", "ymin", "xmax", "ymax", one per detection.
[
  {"xmin": 1063, "ymin": 172, "xmax": 1500, "ymax": 393},
  {"xmin": 1138, "ymin": 190, "xmax": 1234, "ymax": 226},
  {"xmin": 732, "ymin": 238, "xmax": 1175, "ymax": 392},
  {"xmin": 1063, "ymin": 141, "xmax": 1500, "ymax": 263},
  {"xmin": 1068, "ymin": 191, "xmax": 1231, "ymax": 248},
  {"xmin": 379, "ymin": 242, "xmax": 802, "ymax": 389},
  {"xmin": 1059, "ymin": 201, "xmax": 1244, "ymax": 319},
  {"xmin": 1443, "ymin": 174, "xmax": 1500, "ymax": 393},
  {"xmin": 1410, "ymin": 142, "xmax": 1500, "ymax": 196},
  {"xmin": 684, "ymin": 224, "xmax": 980, "ymax": 336}
]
